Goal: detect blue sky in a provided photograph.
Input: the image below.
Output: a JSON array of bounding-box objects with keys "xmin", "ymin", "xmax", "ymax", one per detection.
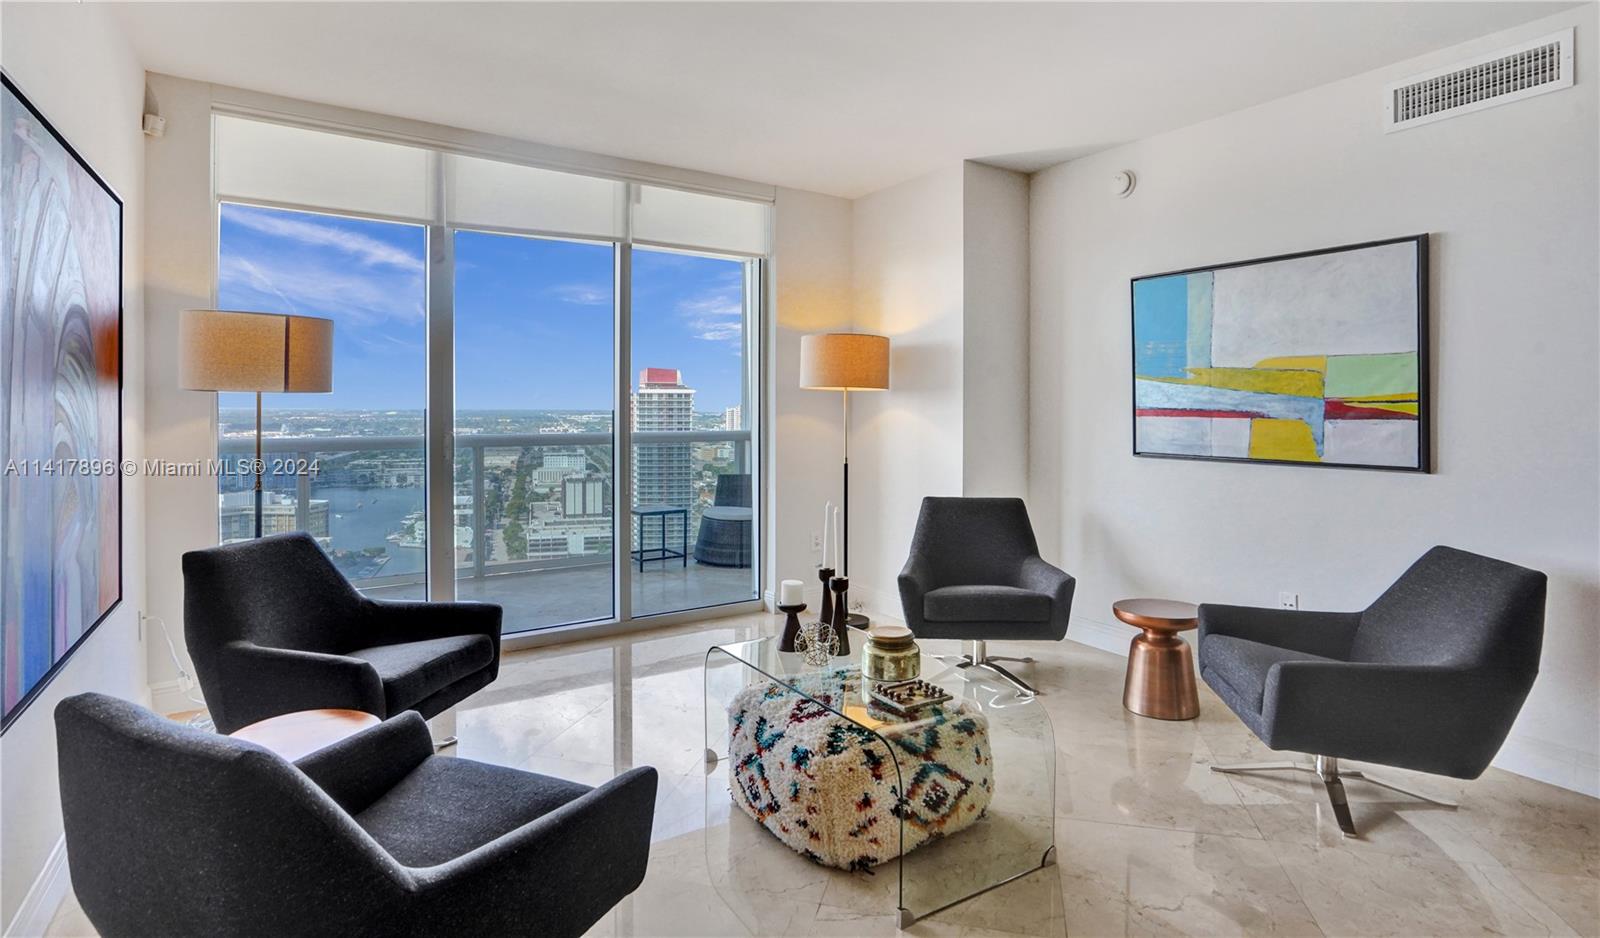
[{"xmin": 217, "ymin": 202, "xmax": 749, "ymax": 413}]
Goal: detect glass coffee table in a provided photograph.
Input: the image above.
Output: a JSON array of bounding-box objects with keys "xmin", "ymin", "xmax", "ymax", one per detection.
[{"xmin": 702, "ymin": 637, "xmax": 1055, "ymax": 928}]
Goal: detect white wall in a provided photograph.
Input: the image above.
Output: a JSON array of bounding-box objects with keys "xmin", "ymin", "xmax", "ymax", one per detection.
[
  {"xmin": 851, "ymin": 167, "xmax": 968, "ymax": 612},
  {"xmin": 848, "ymin": 163, "xmax": 1032, "ymax": 613},
  {"xmin": 0, "ymin": 3, "xmax": 148, "ymax": 930},
  {"xmin": 1029, "ymin": 7, "xmax": 1599, "ymax": 795},
  {"xmin": 961, "ymin": 162, "xmax": 1030, "ymax": 498},
  {"xmin": 141, "ymin": 73, "xmax": 219, "ymax": 711},
  {"xmin": 769, "ymin": 188, "xmax": 856, "ymax": 605}
]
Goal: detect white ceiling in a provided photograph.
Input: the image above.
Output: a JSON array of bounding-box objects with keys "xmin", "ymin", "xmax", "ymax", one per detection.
[{"xmin": 111, "ymin": 1, "xmax": 1570, "ymax": 198}]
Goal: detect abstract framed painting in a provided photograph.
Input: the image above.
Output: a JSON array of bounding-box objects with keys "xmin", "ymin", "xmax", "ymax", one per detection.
[
  {"xmin": 1, "ymin": 73, "xmax": 124, "ymax": 732},
  {"xmin": 1131, "ymin": 235, "xmax": 1429, "ymax": 472}
]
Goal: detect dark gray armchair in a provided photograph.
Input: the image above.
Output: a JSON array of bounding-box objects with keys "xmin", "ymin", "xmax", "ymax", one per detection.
[
  {"xmin": 1199, "ymin": 545, "xmax": 1546, "ymax": 837},
  {"xmin": 183, "ymin": 532, "xmax": 501, "ymax": 734},
  {"xmin": 56, "ymin": 693, "xmax": 656, "ymax": 938},
  {"xmin": 898, "ymin": 497, "xmax": 1075, "ymax": 695}
]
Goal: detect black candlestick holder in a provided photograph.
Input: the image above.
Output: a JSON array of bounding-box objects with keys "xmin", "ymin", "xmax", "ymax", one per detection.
[
  {"xmin": 829, "ymin": 576, "xmax": 852, "ymax": 655},
  {"xmin": 816, "ymin": 567, "xmax": 835, "ymax": 633},
  {"xmin": 777, "ymin": 603, "xmax": 806, "ymax": 652}
]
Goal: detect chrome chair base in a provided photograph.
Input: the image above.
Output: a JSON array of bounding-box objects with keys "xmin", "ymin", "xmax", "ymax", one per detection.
[
  {"xmin": 939, "ymin": 640, "xmax": 1039, "ymax": 697},
  {"xmin": 1211, "ymin": 755, "xmax": 1457, "ymax": 837}
]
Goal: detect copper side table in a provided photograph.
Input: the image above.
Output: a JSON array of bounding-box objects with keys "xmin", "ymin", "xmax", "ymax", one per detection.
[
  {"xmin": 1113, "ymin": 598, "xmax": 1200, "ymax": 721},
  {"xmin": 230, "ymin": 708, "xmax": 380, "ymax": 761}
]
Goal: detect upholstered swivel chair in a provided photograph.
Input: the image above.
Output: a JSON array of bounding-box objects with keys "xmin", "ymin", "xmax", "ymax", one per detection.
[
  {"xmin": 898, "ymin": 497, "xmax": 1076, "ymax": 695},
  {"xmin": 1199, "ymin": 545, "xmax": 1546, "ymax": 837},
  {"xmin": 56, "ymin": 693, "xmax": 656, "ymax": 938},
  {"xmin": 183, "ymin": 532, "xmax": 502, "ymax": 735}
]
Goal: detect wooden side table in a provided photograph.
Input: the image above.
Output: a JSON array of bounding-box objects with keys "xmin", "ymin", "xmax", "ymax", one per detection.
[
  {"xmin": 230, "ymin": 708, "xmax": 380, "ymax": 761},
  {"xmin": 1113, "ymin": 598, "xmax": 1200, "ymax": 721}
]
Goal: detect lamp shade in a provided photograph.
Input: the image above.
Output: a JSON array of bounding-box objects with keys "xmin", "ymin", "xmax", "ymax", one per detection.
[
  {"xmin": 179, "ymin": 309, "xmax": 333, "ymax": 393},
  {"xmin": 799, "ymin": 333, "xmax": 890, "ymax": 391}
]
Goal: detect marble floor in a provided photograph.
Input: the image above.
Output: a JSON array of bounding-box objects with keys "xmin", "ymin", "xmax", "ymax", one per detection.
[{"xmin": 47, "ymin": 611, "xmax": 1599, "ymax": 937}]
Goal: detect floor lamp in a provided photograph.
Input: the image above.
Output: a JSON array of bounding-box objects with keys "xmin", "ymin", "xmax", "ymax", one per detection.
[
  {"xmin": 180, "ymin": 309, "xmax": 334, "ymax": 538},
  {"xmin": 800, "ymin": 332, "xmax": 890, "ymax": 629}
]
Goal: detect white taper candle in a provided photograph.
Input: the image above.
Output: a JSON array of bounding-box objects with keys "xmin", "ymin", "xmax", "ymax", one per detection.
[{"xmin": 821, "ymin": 501, "xmax": 832, "ymax": 567}]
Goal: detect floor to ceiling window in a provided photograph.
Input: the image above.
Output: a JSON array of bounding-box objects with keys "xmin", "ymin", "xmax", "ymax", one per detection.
[
  {"xmin": 629, "ymin": 247, "xmax": 758, "ymax": 616},
  {"xmin": 211, "ymin": 115, "xmax": 767, "ymax": 637},
  {"xmin": 215, "ymin": 203, "xmax": 429, "ymax": 589}
]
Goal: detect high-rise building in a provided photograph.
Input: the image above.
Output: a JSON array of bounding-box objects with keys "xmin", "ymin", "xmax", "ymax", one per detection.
[
  {"xmin": 563, "ymin": 472, "xmax": 611, "ymax": 518},
  {"xmin": 217, "ymin": 490, "xmax": 330, "ymax": 543},
  {"xmin": 632, "ymin": 368, "xmax": 695, "ymax": 514},
  {"xmin": 542, "ymin": 450, "xmax": 588, "ymax": 472},
  {"xmin": 722, "ymin": 405, "xmax": 741, "ymax": 430}
]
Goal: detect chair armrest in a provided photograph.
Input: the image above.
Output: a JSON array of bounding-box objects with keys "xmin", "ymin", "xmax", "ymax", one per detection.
[
  {"xmin": 362, "ymin": 599, "xmax": 503, "ymax": 657},
  {"xmin": 294, "ymin": 712, "xmax": 436, "ymax": 814},
  {"xmin": 898, "ymin": 555, "xmax": 934, "ymax": 628},
  {"xmin": 1019, "ymin": 557, "xmax": 1075, "ymax": 605},
  {"xmin": 1197, "ymin": 604, "xmax": 1361, "ymax": 659},
  {"xmin": 408, "ymin": 767, "xmax": 658, "ymax": 934},
  {"xmin": 1264, "ymin": 661, "xmax": 1529, "ymax": 777},
  {"xmin": 213, "ymin": 641, "xmax": 386, "ymax": 733}
]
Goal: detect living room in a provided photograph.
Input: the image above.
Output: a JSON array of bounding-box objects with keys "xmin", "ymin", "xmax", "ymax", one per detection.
[{"xmin": 2, "ymin": 2, "xmax": 1596, "ymax": 936}]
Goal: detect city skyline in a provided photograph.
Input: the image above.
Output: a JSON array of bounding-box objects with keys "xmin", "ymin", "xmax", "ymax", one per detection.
[{"xmin": 216, "ymin": 202, "xmax": 751, "ymax": 415}]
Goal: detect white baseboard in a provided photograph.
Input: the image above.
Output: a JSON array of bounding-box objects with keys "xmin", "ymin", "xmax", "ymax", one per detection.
[
  {"xmin": 149, "ymin": 678, "xmax": 203, "ymax": 717},
  {"xmin": 846, "ymin": 583, "xmax": 898, "ymax": 623},
  {"xmin": 1066, "ymin": 614, "xmax": 1136, "ymax": 657},
  {"xmin": 761, "ymin": 585, "xmax": 829, "ymax": 612},
  {"xmin": 5, "ymin": 836, "xmax": 68, "ymax": 938},
  {"xmin": 1493, "ymin": 733, "xmax": 1600, "ymax": 798}
]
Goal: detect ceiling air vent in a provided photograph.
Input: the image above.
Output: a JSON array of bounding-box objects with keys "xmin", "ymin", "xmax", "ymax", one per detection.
[{"xmin": 1384, "ymin": 28, "xmax": 1573, "ymax": 132}]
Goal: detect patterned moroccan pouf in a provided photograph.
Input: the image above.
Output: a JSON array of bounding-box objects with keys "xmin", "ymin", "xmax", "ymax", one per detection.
[{"xmin": 727, "ymin": 671, "xmax": 993, "ymax": 870}]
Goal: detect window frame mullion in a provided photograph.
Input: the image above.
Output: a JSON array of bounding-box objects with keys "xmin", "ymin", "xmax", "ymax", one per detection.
[{"xmin": 424, "ymin": 151, "xmax": 457, "ymax": 601}]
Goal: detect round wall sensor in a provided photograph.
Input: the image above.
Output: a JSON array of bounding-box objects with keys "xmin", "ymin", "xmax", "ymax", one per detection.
[{"xmin": 1112, "ymin": 171, "xmax": 1137, "ymax": 198}]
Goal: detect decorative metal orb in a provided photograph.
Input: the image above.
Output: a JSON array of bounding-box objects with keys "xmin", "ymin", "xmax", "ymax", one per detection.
[{"xmin": 794, "ymin": 620, "xmax": 837, "ymax": 667}]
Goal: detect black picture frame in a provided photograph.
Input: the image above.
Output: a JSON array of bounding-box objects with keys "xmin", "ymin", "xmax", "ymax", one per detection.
[
  {"xmin": 1, "ymin": 71, "xmax": 125, "ymax": 733},
  {"xmin": 1129, "ymin": 234, "xmax": 1430, "ymax": 473}
]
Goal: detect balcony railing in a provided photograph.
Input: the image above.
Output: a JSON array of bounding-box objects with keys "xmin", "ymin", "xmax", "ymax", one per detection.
[{"xmin": 217, "ymin": 429, "xmax": 752, "ymax": 594}]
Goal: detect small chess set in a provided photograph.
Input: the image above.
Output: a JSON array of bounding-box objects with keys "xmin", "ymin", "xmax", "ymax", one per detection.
[{"xmin": 867, "ymin": 678, "xmax": 952, "ymax": 717}]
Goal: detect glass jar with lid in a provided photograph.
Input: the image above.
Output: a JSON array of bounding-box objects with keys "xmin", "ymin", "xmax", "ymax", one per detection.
[{"xmin": 861, "ymin": 624, "xmax": 921, "ymax": 683}]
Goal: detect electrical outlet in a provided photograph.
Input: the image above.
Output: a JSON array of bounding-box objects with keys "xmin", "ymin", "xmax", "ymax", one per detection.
[
  {"xmin": 1278, "ymin": 592, "xmax": 1299, "ymax": 610},
  {"xmin": 811, "ymin": 531, "xmax": 823, "ymax": 552}
]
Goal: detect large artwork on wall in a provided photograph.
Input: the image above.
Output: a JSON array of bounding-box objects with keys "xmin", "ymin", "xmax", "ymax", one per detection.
[
  {"xmin": 1132, "ymin": 235, "xmax": 1428, "ymax": 472},
  {"xmin": 1, "ymin": 75, "xmax": 124, "ymax": 731}
]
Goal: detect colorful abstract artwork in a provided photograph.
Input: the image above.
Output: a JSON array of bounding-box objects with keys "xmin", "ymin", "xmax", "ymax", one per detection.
[
  {"xmin": 1, "ymin": 76, "xmax": 123, "ymax": 731},
  {"xmin": 1132, "ymin": 236, "xmax": 1428, "ymax": 471}
]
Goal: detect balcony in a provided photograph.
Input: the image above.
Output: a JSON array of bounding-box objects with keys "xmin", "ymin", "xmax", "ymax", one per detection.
[{"xmin": 218, "ymin": 429, "xmax": 757, "ymax": 634}]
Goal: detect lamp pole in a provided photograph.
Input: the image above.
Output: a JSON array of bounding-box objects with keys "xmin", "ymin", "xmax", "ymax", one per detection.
[
  {"xmin": 841, "ymin": 387, "xmax": 849, "ymax": 576},
  {"xmin": 840, "ymin": 387, "xmax": 868, "ymax": 627},
  {"xmin": 254, "ymin": 390, "xmax": 264, "ymax": 538}
]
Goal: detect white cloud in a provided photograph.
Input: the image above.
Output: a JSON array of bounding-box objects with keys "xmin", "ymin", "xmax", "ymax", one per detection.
[
  {"xmin": 226, "ymin": 208, "xmax": 424, "ymax": 271},
  {"xmin": 678, "ymin": 290, "xmax": 743, "ymax": 343},
  {"xmin": 217, "ymin": 254, "xmax": 424, "ymax": 326},
  {"xmin": 550, "ymin": 284, "xmax": 612, "ymax": 306}
]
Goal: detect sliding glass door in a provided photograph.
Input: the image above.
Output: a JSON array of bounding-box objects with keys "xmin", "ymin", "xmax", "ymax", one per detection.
[
  {"xmin": 629, "ymin": 247, "xmax": 758, "ymax": 616},
  {"xmin": 211, "ymin": 115, "xmax": 768, "ymax": 639},
  {"xmin": 453, "ymin": 231, "xmax": 616, "ymax": 631}
]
